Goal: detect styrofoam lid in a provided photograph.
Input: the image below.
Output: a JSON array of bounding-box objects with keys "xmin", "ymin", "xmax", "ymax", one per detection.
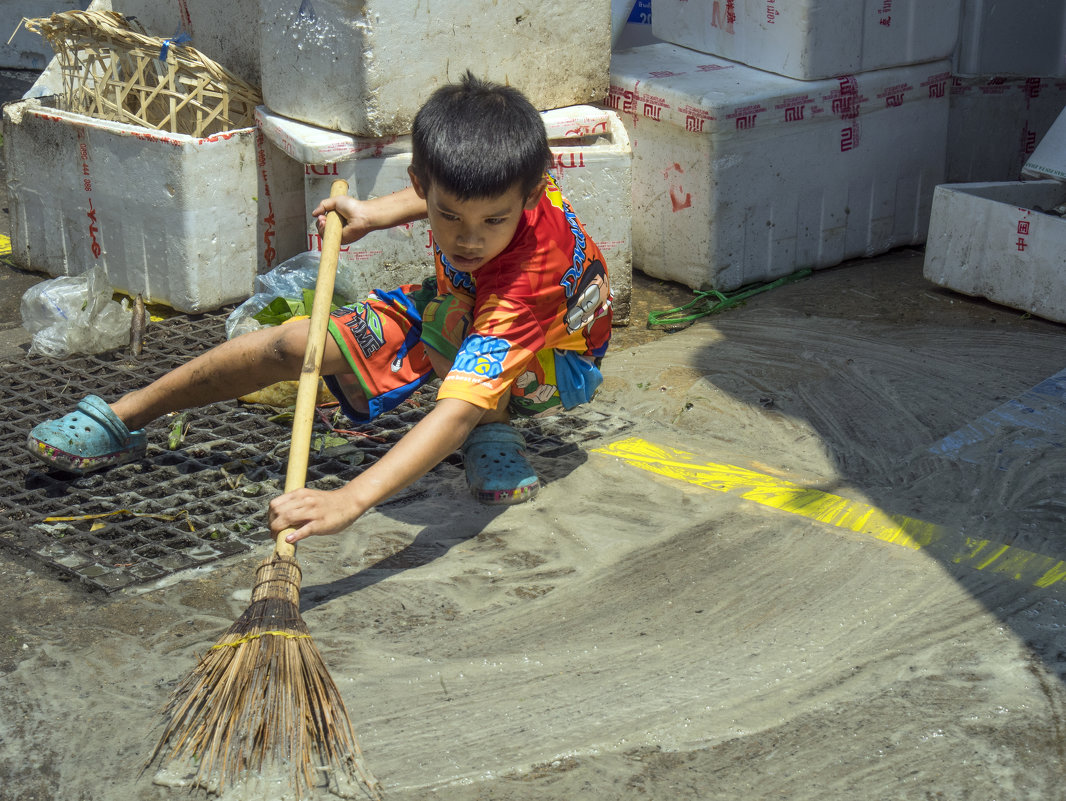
[
  {"xmin": 1023, "ymin": 104, "xmax": 1066, "ymax": 182},
  {"xmin": 541, "ymin": 106, "xmax": 615, "ymax": 139},
  {"xmin": 609, "ymin": 43, "xmax": 951, "ymax": 136},
  {"xmin": 256, "ymin": 105, "xmax": 615, "ymax": 165},
  {"xmin": 255, "ymin": 106, "xmax": 412, "ymax": 165}
]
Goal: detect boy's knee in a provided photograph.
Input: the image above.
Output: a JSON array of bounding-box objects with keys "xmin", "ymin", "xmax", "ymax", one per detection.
[
  {"xmin": 426, "ymin": 347, "xmax": 454, "ymax": 379},
  {"xmin": 264, "ymin": 320, "xmax": 310, "ymax": 370}
]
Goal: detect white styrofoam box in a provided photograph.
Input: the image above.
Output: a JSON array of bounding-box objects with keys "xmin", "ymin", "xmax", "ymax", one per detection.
[
  {"xmin": 259, "ymin": 0, "xmax": 611, "ymax": 137},
  {"xmin": 615, "ymin": 0, "xmax": 660, "ymax": 50},
  {"xmin": 947, "ymin": 75, "xmax": 1066, "ymax": 184},
  {"xmin": 608, "ymin": 44, "xmax": 951, "ymax": 292},
  {"xmin": 923, "ymin": 181, "xmax": 1066, "ymax": 323},
  {"xmin": 2, "ymin": 1, "xmax": 88, "ymax": 70},
  {"xmin": 612, "ymin": 0, "xmax": 636, "ymax": 49},
  {"xmin": 100, "ymin": 0, "xmax": 261, "ymax": 84},
  {"xmin": 1022, "ymin": 103, "xmax": 1066, "ymax": 182},
  {"xmin": 3, "ymin": 97, "xmax": 263, "ymax": 313},
  {"xmin": 254, "ymin": 126, "xmax": 309, "ymax": 276},
  {"xmin": 649, "ymin": 0, "xmax": 960, "ymax": 81},
  {"xmin": 954, "ymin": 0, "xmax": 1066, "ymax": 78},
  {"xmin": 256, "ymin": 105, "xmax": 635, "ymax": 323}
]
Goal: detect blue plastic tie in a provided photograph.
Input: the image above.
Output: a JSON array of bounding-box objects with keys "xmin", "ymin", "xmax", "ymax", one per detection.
[{"xmin": 159, "ymin": 31, "xmax": 192, "ymax": 62}]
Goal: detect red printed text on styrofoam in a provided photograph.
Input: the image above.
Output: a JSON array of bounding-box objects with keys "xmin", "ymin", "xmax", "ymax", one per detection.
[
  {"xmin": 877, "ymin": 83, "xmax": 913, "ymax": 108},
  {"xmin": 255, "ymin": 130, "xmax": 279, "ymax": 269},
  {"xmin": 824, "ymin": 77, "xmax": 864, "ymax": 151},
  {"xmin": 774, "ymin": 94, "xmax": 817, "ymax": 123},
  {"xmin": 877, "ymin": 0, "xmax": 893, "ymax": 27},
  {"xmin": 679, "ymin": 105, "xmax": 714, "ymax": 133},
  {"xmin": 711, "ymin": 0, "xmax": 736, "ymax": 34},
  {"xmin": 552, "ymin": 151, "xmax": 587, "ymax": 171},
  {"xmin": 307, "ymin": 231, "xmax": 383, "ymax": 259},
  {"xmin": 76, "ymin": 129, "xmax": 102, "ymax": 259},
  {"xmin": 605, "ymin": 85, "xmax": 673, "ymax": 123},
  {"xmin": 1023, "ymin": 123, "xmax": 1039, "ymax": 157},
  {"xmin": 921, "ymin": 72, "xmax": 950, "ymax": 99},
  {"xmin": 1014, "ymin": 209, "xmax": 1033, "ymax": 254},
  {"xmin": 559, "ymin": 119, "xmax": 610, "ymax": 138},
  {"xmin": 726, "ymin": 103, "xmax": 766, "ymax": 130}
]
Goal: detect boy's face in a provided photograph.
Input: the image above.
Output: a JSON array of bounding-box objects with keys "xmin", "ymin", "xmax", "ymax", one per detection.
[{"xmin": 410, "ymin": 169, "xmax": 545, "ymax": 273}]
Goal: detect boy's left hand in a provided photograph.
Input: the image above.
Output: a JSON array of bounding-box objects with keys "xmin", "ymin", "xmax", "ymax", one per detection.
[{"xmin": 269, "ymin": 486, "xmax": 358, "ymax": 543}]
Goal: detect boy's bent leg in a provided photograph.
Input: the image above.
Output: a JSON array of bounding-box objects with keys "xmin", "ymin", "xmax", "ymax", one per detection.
[
  {"xmin": 426, "ymin": 347, "xmax": 539, "ymax": 504},
  {"xmin": 461, "ymin": 420, "xmax": 540, "ymax": 505},
  {"xmin": 27, "ymin": 322, "xmax": 322, "ymax": 474},
  {"xmin": 113, "ymin": 319, "xmax": 325, "ymax": 430},
  {"xmin": 26, "ymin": 395, "xmax": 148, "ymax": 475}
]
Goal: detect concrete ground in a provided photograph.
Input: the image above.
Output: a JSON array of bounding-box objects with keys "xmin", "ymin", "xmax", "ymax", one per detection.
[{"xmin": 3, "ymin": 66, "xmax": 1066, "ymax": 801}]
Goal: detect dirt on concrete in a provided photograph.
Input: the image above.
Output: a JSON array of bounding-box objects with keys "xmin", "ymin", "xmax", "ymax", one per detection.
[{"xmin": 3, "ymin": 66, "xmax": 1066, "ymax": 801}]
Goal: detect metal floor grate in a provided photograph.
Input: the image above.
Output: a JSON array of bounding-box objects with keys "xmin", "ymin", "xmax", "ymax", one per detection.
[{"xmin": 0, "ymin": 309, "xmax": 631, "ymax": 593}]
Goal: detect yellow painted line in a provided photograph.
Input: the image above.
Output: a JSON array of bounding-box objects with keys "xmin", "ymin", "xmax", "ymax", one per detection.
[
  {"xmin": 0, "ymin": 234, "xmax": 10, "ymax": 256},
  {"xmin": 593, "ymin": 437, "xmax": 1066, "ymax": 590}
]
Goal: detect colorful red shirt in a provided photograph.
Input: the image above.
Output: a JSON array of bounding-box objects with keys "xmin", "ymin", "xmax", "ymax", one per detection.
[{"xmin": 434, "ymin": 174, "xmax": 612, "ymax": 410}]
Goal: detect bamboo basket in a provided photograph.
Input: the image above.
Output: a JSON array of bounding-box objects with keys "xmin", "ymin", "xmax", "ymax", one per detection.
[{"xmin": 23, "ymin": 10, "xmax": 261, "ymax": 138}]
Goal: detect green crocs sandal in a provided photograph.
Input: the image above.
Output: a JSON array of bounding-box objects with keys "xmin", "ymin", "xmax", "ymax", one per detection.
[
  {"xmin": 461, "ymin": 423, "xmax": 540, "ymax": 505},
  {"xmin": 26, "ymin": 395, "xmax": 147, "ymax": 475}
]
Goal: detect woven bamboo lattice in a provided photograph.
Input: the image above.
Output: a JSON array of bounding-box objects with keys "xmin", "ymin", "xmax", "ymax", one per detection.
[{"xmin": 24, "ymin": 10, "xmax": 261, "ymax": 138}]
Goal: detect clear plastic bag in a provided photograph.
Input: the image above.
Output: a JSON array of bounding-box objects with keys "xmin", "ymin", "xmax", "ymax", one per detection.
[
  {"xmin": 20, "ymin": 266, "xmax": 132, "ymax": 358},
  {"xmin": 225, "ymin": 251, "xmax": 365, "ymax": 340}
]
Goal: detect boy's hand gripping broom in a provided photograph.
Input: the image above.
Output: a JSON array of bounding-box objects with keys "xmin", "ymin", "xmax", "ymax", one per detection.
[{"xmin": 148, "ymin": 180, "xmax": 383, "ymax": 799}]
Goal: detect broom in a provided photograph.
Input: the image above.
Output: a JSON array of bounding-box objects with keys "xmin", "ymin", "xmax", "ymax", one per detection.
[{"xmin": 147, "ymin": 179, "xmax": 383, "ymax": 799}]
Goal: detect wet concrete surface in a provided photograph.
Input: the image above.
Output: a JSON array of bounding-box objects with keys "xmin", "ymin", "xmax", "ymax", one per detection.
[{"xmin": 3, "ymin": 64, "xmax": 1066, "ymax": 801}]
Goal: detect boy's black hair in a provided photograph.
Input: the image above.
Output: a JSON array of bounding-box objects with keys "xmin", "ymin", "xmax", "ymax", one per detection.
[{"xmin": 410, "ymin": 71, "xmax": 552, "ymax": 200}]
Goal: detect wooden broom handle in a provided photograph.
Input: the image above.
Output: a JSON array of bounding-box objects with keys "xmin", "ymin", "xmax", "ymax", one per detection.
[{"xmin": 275, "ymin": 178, "xmax": 349, "ymax": 558}]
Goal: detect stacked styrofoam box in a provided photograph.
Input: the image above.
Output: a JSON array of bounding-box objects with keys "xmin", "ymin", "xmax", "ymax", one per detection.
[
  {"xmin": 924, "ymin": 108, "xmax": 1066, "ymax": 324},
  {"xmin": 256, "ymin": 106, "xmax": 635, "ymax": 324},
  {"xmin": 923, "ymin": 179, "xmax": 1066, "ymax": 324},
  {"xmin": 944, "ymin": 4, "xmax": 1066, "ymax": 186},
  {"xmin": 649, "ymin": 0, "xmax": 961, "ymax": 81},
  {"xmin": 614, "ymin": 0, "xmax": 660, "ymax": 50},
  {"xmin": 109, "ymin": 0, "xmax": 261, "ymax": 85},
  {"xmin": 1022, "ymin": 108, "xmax": 1066, "ymax": 182},
  {"xmin": 6, "ymin": 1, "xmax": 293, "ymax": 312},
  {"xmin": 3, "ymin": 98, "xmax": 265, "ymax": 313},
  {"xmin": 611, "ymin": 0, "xmax": 636, "ymax": 49},
  {"xmin": 954, "ymin": 0, "xmax": 1066, "ymax": 78},
  {"xmin": 259, "ymin": 0, "xmax": 611, "ymax": 137},
  {"xmin": 609, "ymin": 44, "xmax": 950, "ymax": 292},
  {"xmin": 947, "ymin": 75, "xmax": 1066, "ymax": 183},
  {"xmin": 1, "ymin": 1, "xmax": 88, "ymax": 70}
]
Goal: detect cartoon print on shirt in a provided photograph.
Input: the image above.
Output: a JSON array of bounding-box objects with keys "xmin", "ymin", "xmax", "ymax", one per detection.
[
  {"xmin": 513, "ymin": 370, "xmax": 557, "ymax": 404},
  {"xmin": 564, "ymin": 258, "xmax": 610, "ymax": 333},
  {"xmin": 438, "ymin": 247, "xmax": 476, "ymax": 293},
  {"xmin": 452, "ymin": 334, "xmax": 510, "ymax": 380}
]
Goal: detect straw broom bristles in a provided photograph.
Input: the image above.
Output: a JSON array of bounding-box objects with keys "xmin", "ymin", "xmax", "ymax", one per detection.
[
  {"xmin": 146, "ymin": 179, "xmax": 381, "ymax": 798},
  {"xmin": 147, "ymin": 555, "xmax": 382, "ymax": 798}
]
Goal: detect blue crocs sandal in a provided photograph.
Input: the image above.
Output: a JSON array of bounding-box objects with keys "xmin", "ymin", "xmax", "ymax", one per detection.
[
  {"xmin": 461, "ymin": 423, "xmax": 540, "ymax": 505},
  {"xmin": 26, "ymin": 395, "xmax": 147, "ymax": 474}
]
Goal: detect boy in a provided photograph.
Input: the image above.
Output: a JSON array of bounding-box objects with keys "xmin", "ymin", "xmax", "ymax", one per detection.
[{"xmin": 26, "ymin": 72, "xmax": 613, "ymax": 544}]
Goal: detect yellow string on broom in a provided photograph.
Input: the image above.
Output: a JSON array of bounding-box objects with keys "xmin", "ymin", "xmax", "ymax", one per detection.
[{"xmin": 212, "ymin": 631, "xmax": 312, "ymax": 649}]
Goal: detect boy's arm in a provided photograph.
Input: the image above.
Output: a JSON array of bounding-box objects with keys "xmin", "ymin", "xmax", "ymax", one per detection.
[
  {"xmin": 311, "ymin": 185, "xmax": 428, "ymax": 245},
  {"xmin": 269, "ymin": 397, "xmax": 485, "ymax": 542}
]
